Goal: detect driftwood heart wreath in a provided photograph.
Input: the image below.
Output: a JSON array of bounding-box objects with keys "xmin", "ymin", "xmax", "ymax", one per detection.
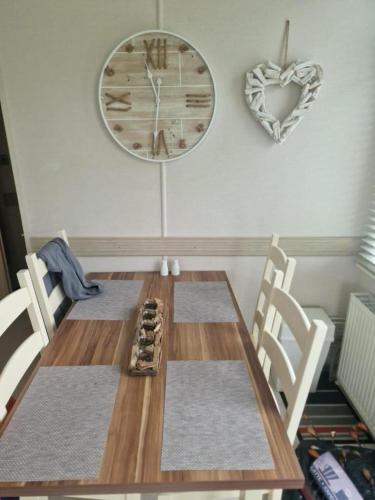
[{"xmin": 245, "ymin": 60, "xmax": 324, "ymax": 143}]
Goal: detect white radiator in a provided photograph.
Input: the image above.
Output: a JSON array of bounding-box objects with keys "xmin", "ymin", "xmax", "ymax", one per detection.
[{"xmin": 337, "ymin": 293, "xmax": 375, "ymax": 438}]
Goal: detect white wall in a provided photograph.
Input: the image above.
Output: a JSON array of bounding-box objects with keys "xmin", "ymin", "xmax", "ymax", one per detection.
[{"xmin": 1, "ymin": 0, "xmax": 375, "ymax": 323}]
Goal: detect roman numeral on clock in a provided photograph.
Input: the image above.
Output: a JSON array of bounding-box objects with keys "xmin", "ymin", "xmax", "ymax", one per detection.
[
  {"xmin": 144, "ymin": 38, "xmax": 167, "ymax": 70},
  {"xmin": 152, "ymin": 130, "xmax": 169, "ymax": 156},
  {"xmin": 105, "ymin": 92, "xmax": 132, "ymax": 112},
  {"xmin": 185, "ymin": 93, "xmax": 212, "ymax": 108}
]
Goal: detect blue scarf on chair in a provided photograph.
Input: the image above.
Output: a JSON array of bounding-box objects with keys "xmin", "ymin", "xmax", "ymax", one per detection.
[{"xmin": 37, "ymin": 238, "xmax": 102, "ymax": 300}]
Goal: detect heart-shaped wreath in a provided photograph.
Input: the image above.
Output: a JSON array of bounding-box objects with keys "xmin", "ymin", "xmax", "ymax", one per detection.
[{"xmin": 245, "ymin": 61, "xmax": 323, "ymax": 143}]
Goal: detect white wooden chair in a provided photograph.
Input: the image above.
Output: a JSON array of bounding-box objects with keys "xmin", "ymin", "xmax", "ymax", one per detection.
[
  {"xmin": 240, "ymin": 270, "xmax": 328, "ymax": 500},
  {"xmin": 0, "ymin": 269, "xmax": 49, "ymax": 422},
  {"xmin": 25, "ymin": 229, "xmax": 70, "ymax": 340},
  {"xmin": 250, "ymin": 235, "xmax": 296, "ymax": 352}
]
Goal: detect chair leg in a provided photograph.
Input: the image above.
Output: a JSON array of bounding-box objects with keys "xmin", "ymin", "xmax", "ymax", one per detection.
[
  {"xmin": 157, "ymin": 492, "xmax": 241, "ymax": 500},
  {"xmin": 45, "ymin": 496, "xmax": 137, "ymax": 500},
  {"xmin": 266, "ymin": 489, "xmax": 282, "ymax": 500},
  {"xmin": 239, "ymin": 491, "xmax": 264, "ymax": 500}
]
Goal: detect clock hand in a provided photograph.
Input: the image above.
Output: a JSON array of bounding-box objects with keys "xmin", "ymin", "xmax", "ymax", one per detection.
[
  {"xmin": 143, "ymin": 58, "xmax": 162, "ymax": 155},
  {"xmin": 153, "ymin": 79, "xmax": 161, "ymax": 134},
  {"xmin": 145, "ymin": 62, "xmax": 158, "ymax": 101},
  {"xmin": 153, "ymin": 78, "xmax": 162, "ymax": 153}
]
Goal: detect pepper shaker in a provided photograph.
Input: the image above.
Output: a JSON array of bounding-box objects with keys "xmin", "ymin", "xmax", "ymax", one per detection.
[{"xmin": 171, "ymin": 259, "xmax": 180, "ymax": 276}]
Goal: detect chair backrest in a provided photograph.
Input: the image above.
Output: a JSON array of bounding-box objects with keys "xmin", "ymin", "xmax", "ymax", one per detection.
[
  {"xmin": 25, "ymin": 229, "xmax": 69, "ymax": 339},
  {"xmin": 0, "ymin": 269, "xmax": 48, "ymax": 422},
  {"xmin": 257, "ymin": 271, "xmax": 327, "ymax": 443},
  {"xmin": 251, "ymin": 234, "xmax": 296, "ymax": 349}
]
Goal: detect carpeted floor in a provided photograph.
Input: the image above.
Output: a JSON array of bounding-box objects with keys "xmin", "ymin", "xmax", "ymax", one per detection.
[
  {"xmin": 298, "ymin": 370, "xmax": 373, "ymax": 446},
  {"xmin": 283, "ymin": 370, "xmax": 375, "ymax": 499}
]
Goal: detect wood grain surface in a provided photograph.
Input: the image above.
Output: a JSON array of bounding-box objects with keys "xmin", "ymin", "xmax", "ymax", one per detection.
[{"xmin": 0, "ymin": 271, "xmax": 304, "ymax": 496}]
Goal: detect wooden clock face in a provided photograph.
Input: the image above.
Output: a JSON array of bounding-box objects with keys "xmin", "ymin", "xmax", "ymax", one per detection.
[{"xmin": 99, "ymin": 30, "xmax": 215, "ymax": 162}]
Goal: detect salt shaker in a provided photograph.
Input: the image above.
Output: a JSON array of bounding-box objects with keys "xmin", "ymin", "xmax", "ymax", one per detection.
[{"xmin": 160, "ymin": 257, "xmax": 169, "ymax": 276}]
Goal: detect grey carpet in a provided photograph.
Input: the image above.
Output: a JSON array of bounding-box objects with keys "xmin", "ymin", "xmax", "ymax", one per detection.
[
  {"xmin": 174, "ymin": 281, "xmax": 238, "ymax": 323},
  {"xmin": 67, "ymin": 280, "xmax": 143, "ymax": 320},
  {"xmin": 0, "ymin": 365, "xmax": 119, "ymax": 481},
  {"xmin": 161, "ymin": 360, "xmax": 274, "ymax": 471}
]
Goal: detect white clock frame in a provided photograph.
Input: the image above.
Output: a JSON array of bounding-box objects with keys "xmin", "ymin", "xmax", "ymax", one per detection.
[{"xmin": 98, "ymin": 30, "xmax": 216, "ymax": 163}]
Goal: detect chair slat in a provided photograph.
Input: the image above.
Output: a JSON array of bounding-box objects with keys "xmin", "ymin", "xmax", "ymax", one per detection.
[
  {"xmin": 0, "ymin": 332, "xmax": 44, "ymax": 421},
  {"xmin": 25, "ymin": 229, "xmax": 70, "ymax": 339},
  {"xmin": 57, "ymin": 229, "xmax": 69, "ymax": 244},
  {"xmin": 272, "ymin": 288, "xmax": 311, "ymax": 352},
  {"xmin": 26, "ymin": 253, "xmax": 56, "ymax": 337},
  {"xmin": 36, "ymin": 256, "xmax": 49, "ymax": 277},
  {"xmin": 0, "ymin": 288, "xmax": 30, "ymax": 337},
  {"xmin": 0, "ymin": 270, "xmax": 48, "ymax": 422},
  {"xmin": 268, "ymin": 245, "xmax": 288, "ymax": 272},
  {"xmin": 260, "ymin": 330, "xmax": 296, "ymax": 403},
  {"xmin": 17, "ymin": 269, "xmax": 49, "ymax": 346},
  {"xmin": 261, "ymin": 277, "xmax": 272, "ymax": 298},
  {"xmin": 250, "ymin": 234, "xmax": 296, "ymax": 354},
  {"xmin": 49, "ymin": 283, "xmax": 66, "ymax": 313},
  {"xmin": 253, "ymin": 309, "xmax": 264, "ymax": 331},
  {"xmin": 285, "ymin": 320, "xmax": 327, "ymax": 441}
]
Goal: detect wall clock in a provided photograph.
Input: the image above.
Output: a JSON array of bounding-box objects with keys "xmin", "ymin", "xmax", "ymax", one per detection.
[{"xmin": 99, "ymin": 30, "xmax": 216, "ymax": 162}]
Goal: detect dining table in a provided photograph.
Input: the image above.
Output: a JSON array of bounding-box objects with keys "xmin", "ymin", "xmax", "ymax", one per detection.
[{"xmin": 0, "ymin": 270, "xmax": 304, "ymax": 497}]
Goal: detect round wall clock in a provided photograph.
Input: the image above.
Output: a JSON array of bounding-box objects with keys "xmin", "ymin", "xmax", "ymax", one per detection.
[{"xmin": 99, "ymin": 30, "xmax": 216, "ymax": 162}]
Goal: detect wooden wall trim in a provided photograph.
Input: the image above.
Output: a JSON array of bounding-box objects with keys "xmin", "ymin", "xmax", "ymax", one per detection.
[{"xmin": 29, "ymin": 236, "xmax": 361, "ymax": 257}]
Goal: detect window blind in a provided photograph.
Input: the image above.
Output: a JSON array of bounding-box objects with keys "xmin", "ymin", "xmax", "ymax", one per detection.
[{"xmin": 358, "ymin": 203, "xmax": 375, "ymax": 275}]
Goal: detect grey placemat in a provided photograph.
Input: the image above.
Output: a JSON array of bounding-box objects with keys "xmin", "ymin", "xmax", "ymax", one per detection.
[
  {"xmin": 161, "ymin": 361, "xmax": 274, "ymax": 470},
  {"xmin": 67, "ymin": 280, "xmax": 143, "ymax": 320},
  {"xmin": 174, "ymin": 281, "xmax": 238, "ymax": 323},
  {"xmin": 0, "ymin": 365, "xmax": 119, "ymax": 481}
]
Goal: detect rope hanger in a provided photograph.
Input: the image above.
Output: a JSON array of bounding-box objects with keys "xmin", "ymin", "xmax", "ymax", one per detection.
[{"xmin": 281, "ymin": 19, "xmax": 290, "ymax": 69}]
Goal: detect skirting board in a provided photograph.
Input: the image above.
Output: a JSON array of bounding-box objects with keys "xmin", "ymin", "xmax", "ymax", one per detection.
[{"xmin": 29, "ymin": 237, "xmax": 361, "ymax": 257}]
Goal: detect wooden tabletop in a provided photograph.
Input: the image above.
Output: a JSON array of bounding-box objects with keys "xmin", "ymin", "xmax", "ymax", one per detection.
[{"xmin": 0, "ymin": 271, "xmax": 304, "ymax": 496}]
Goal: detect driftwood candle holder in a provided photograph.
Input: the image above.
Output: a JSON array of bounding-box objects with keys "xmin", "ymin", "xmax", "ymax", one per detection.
[{"xmin": 129, "ymin": 298, "xmax": 164, "ymax": 376}]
